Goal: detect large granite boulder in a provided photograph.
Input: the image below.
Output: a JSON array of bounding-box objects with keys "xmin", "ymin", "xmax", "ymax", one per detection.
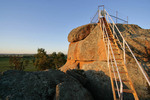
[
  {"xmin": 68, "ymin": 24, "xmax": 97, "ymax": 43},
  {"xmin": 60, "ymin": 23, "xmax": 107, "ymax": 72}
]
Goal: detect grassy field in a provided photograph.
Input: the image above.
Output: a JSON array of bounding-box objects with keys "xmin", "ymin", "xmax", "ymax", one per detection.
[{"xmin": 0, "ymin": 57, "xmax": 37, "ymax": 72}]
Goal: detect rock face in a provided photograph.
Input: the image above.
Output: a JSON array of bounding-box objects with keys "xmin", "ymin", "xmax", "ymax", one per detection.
[
  {"xmin": 0, "ymin": 69, "xmax": 113, "ymax": 100},
  {"xmin": 0, "ymin": 70, "xmax": 66, "ymax": 100},
  {"xmin": 0, "ymin": 70, "xmax": 94, "ymax": 100},
  {"xmin": 55, "ymin": 81, "xmax": 93, "ymax": 100},
  {"xmin": 60, "ymin": 23, "xmax": 107, "ymax": 72},
  {"xmin": 60, "ymin": 23, "xmax": 150, "ymax": 100},
  {"xmin": 84, "ymin": 70, "xmax": 113, "ymax": 100},
  {"xmin": 60, "ymin": 23, "xmax": 113, "ymax": 99},
  {"xmin": 116, "ymin": 24, "xmax": 150, "ymax": 99}
]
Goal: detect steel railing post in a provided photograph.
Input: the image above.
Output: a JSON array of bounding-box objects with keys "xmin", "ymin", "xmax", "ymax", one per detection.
[
  {"xmin": 120, "ymin": 83, "xmax": 123, "ymax": 100},
  {"xmin": 108, "ymin": 37, "xmax": 109, "ymax": 68},
  {"xmin": 123, "ymin": 39, "xmax": 126, "ymax": 65}
]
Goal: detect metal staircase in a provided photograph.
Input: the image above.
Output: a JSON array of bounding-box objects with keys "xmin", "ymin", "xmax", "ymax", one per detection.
[
  {"xmin": 100, "ymin": 17, "xmax": 139, "ymax": 100},
  {"xmin": 91, "ymin": 6, "xmax": 150, "ymax": 100}
]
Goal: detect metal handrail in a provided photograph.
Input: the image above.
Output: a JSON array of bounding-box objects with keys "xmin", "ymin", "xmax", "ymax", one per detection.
[
  {"xmin": 91, "ymin": 10, "xmax": 99, "ymax": 23},
  {"xmin": 105, "ymin": 9, "xmax": 150, "ymax": 86},
  {"xmin": 100, "ymin": 16, "xmax": 123, "ymax": 99}
]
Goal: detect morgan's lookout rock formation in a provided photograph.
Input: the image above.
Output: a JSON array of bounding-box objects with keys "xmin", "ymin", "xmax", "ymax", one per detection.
[{"xmin": 0, "ymin": 23, "xmax": 150, "ymax": 100}]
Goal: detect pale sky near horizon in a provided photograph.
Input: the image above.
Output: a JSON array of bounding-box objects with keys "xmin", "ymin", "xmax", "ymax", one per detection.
[{"xmin": 0, "ymin": 0, "xmax": 150, "ymax": 54}]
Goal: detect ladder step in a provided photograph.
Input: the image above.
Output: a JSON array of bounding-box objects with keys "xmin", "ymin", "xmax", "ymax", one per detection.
[
  {"xmin": 112, "ymin": 64, "xmax": 124, "ymax": 66},
  {"xmin": 115, "ymin": 89, "xmax": 133, "ymax": 93},
  {"xmin": 108, "ymin": 34, "xmax": 113, "ymax": 36},
  {"xmin": 113, "ymin": 71, "xmax": 127, "ymax": 74},
  {"xmin": 105, "ymin": 38, "xmax": 118, "ymax": 42},
  {"xmin": 106, "ymin": 45, "xmax": 116, "ymax": 47},
  {"xmin": 104, "ymin": 38, "xmax": 114, "ymax": 40},
  {"xmin": 123, "ymin": 89, "xmax": 133, "ymax": 93},
  {"xmin": 122, "ymin": 80, "xmax": 130, "ymax": 82},
  {"xmin": 115, "ymin": 59, "xmax": 122, "ymax": 60},
  {"xmin": 105, "ymin": 41, "xmax": 115, "ymax": 43},
  {"xmin": 111, "ymin": 53, "xmax": 120, "ymax": 55},
  {"xmin": 112, "ymin": 59, "xmax": 122, "ymax": 61},
  {"xmin": 113, "ymin": 78, "xmax": 129, "ymax": 83},
  {"xmin": 109, "ymin": 48, "xmax": 118, "ymax": 50}
]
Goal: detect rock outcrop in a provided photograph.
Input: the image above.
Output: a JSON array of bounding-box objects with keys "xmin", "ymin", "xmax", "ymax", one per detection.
[
  {"xmin": 60, "ymin": 23, "xmax": 150, "ymax": 100},
  {"xmin": 0, "ymin": 70, "xmax": 66, "ymax": 100},
  {"xmin": 60, "ymin": 23, "xmax": 107, "ymax": 72},
  {"xmin": 0, "ymin": 69, "xmax": 113, "ymax": 100},
  {"xmin": 116, "ymin": 24, "xmax": 150, "ymax": 99}
]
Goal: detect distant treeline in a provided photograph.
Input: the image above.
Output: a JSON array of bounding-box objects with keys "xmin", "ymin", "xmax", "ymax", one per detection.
[
  {"xmin": 0, "ymin": 48, "xmax": 67, "ymax": 71},
  {"xmin": 0, "ymin": 54, "xmax": 35, "ymax": 58}
]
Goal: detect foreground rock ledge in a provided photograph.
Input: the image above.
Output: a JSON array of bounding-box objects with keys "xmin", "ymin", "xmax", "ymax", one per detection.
[{"xmin": 0, "ymin": 69, "xmax": 112, "ymax": 100}]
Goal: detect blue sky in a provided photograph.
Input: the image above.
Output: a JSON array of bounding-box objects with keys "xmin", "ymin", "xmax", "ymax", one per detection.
[{"xmin": 0, "ymin": 0, "xmax": 149, "ymax": 54}]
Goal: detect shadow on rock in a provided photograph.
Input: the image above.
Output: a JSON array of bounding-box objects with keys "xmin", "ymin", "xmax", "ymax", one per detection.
[{"xmin": 0, "ymin": 69, "xmax": 114, "ymax": 100}]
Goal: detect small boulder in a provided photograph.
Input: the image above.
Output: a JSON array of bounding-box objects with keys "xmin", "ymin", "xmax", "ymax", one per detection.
[{"xmin": 54, "ymin": 81, "xmax": 94, "ymax": 100}]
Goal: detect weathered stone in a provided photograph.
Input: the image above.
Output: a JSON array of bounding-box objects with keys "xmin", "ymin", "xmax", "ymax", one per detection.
[
  {"xmin": 60, "ymin": 23, "xmax": 107, "ymax": 71},
  {"xmin": 68, "ymin": 24, "xmax": 97, "ymax": 43},
  {"xmin": 81, "ymin": 61, "xmax": 109, "ymax": 75},
  {"xmin": 0, "ymin": 70, "xmax": 67, "ymax": 100},
  {"xmin": 84, "ymin": 70, "xmax": 113, "ymax": 100},
  {"xmin": 60, "ymin": 61, "xmax": 79, "ymax": 72},
  {"xmin": 68, "ymin": 24, "xmax": 102, "ymax": 61},
  {"xmin": 61, "ymin": 23, "xmax": 150, "ymax": 100},
  {"xmin": 54, "ymin": 81, "xmax": 94, "ymax": 100},
  {"xmin": 66, "ymin": 69, "xmax": 87, "ymax": 86}
]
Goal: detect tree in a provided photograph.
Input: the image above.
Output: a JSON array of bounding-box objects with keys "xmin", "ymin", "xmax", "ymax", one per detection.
[
  {"xmin": 24, "ymin": 59, "xmax": 29, "ymax": 67},
  {"xmin": 34, "ymin": 48, "xmax": 52, "ymax": 70},
  {"xmin": 9, "ymin": 56, "xmax": 13, "ymax": 66},
  {"xmin": 34, "ymin": 48, "xmax": 67, "ymax": 70},
  {"xmin": 49, "ymin": 52, "xmax": 67, "ymax": 69},
  {"xmin": 55, "ymin": 52, "xmax": 66, "ymax": 69},
  {"xmin": 9, "ymin": 56, "xmax": 27, "ymax": 71}
]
